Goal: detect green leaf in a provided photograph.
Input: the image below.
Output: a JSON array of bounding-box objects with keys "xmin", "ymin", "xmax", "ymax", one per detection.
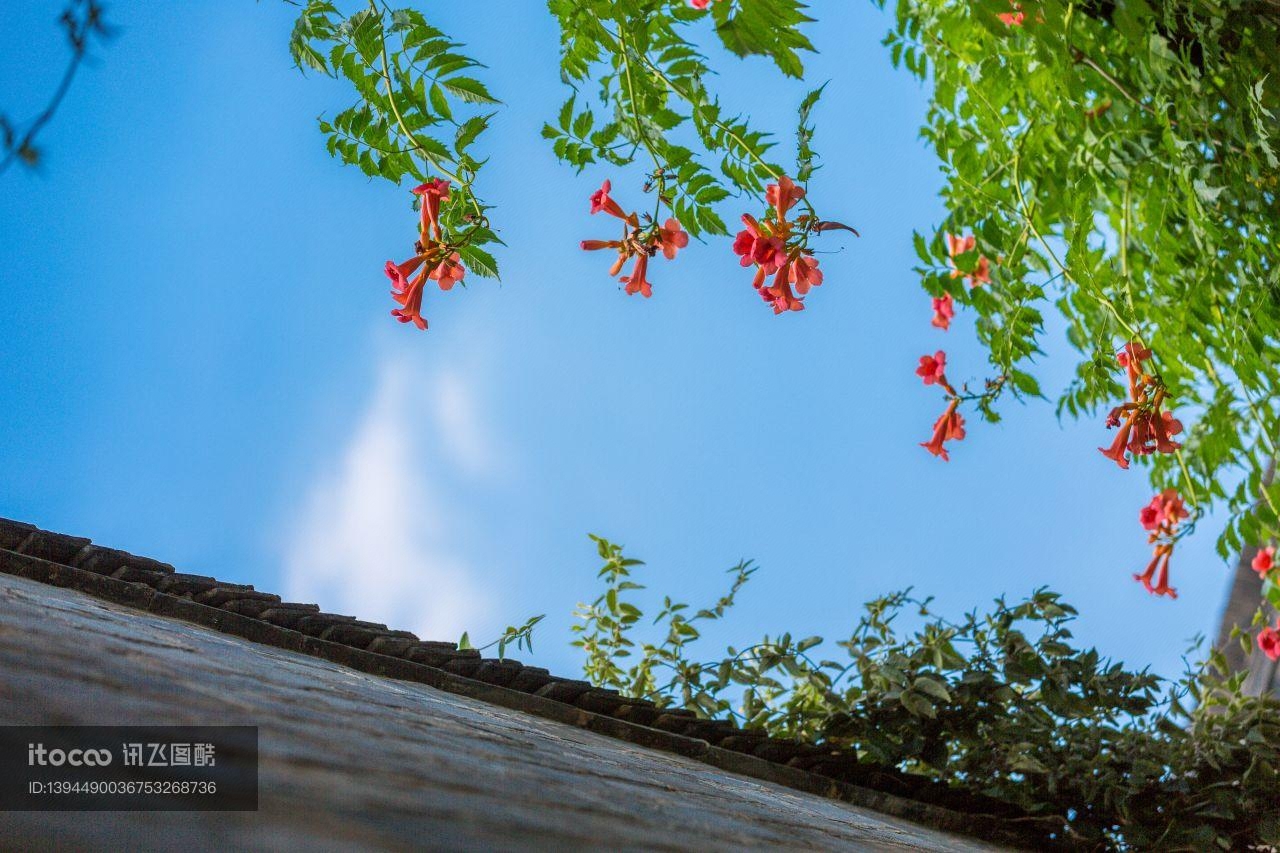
[
  {"xmin": 912, "ymin": 677, "xmax": 951, "ymax": 703},
  {"xmin": 456, "ymin": 114, "xmax": 491, "ymax": 152},
  {"xmin": 429, "ymin": 83, "xmax": 452, "ymax": 121},
  {"xmin": 458, "ymin": 244, "xmax": 500, "ymax": 280},
  {"xmin": 711, "ymin": 0, "xmax": 816, "ymax": 79},
  {"xmin": 900, "ymin": 690, "xmax": 936, "ymax": 719},
  {"xmin": 441, "ymin": 76, "xmax": 499, "ymax": 104}
]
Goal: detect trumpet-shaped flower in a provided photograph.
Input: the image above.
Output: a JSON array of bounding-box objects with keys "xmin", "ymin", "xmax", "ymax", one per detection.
[
  {"xmin": 930, "ymin": 292, "xmax": 955, "ymax": 330},
  {"xmin": 920, "ymin": 399, "xmax": 966, "ymax": 462},
  {"xmin": 1139, "ymin": 489, "xmax": 1188, "ymax": 532},
  {"xmin": 766, "ymin": 175, "xmax": 806, "ymax": 218},
  {"xmin": 657, "ymin": 219, "xmax": 689, "ymax": 260},
  {"xmin": 412, "ymin": 178, "xmax": 450, "ymax": 240},
  {"xmin": 1253, "ymin": 545, "xmax": 1276, "ymax": 579},
  {"xmin": 430, "ymin": 252, "xmax": 466, "ymax": 291},
  {"xmin": 762, "ymin": 265, "xmax": 804, "ymax": 313},
  {"xmin": 1134, "ymin": 546, "xmax": 1176, "ymax": 598},
  {"xmin": 946, "ymin": 232, "xmax": 992, "ymax": 287},
  {"xmin": 390, "ymin": 272, "xmax": 428, "ymax": 330},
  {"xmin": 1258, "ymin": 624, "xmax": 1280, "ymax": 661},
  {"xmin": 590, "ymin": 179, "xmax": 632, "ymax": 222},
  {"xmin": 732, "ymin": 215, "xmax": 788, "ymax": 273},
  {"xmin": 789, "ymin": 253, "xmax": 822, "ymax": 294},
  {"xmin": 916, "ymin": 351, "xmax": 948, "ymax": 387},
  {"xmin": 621, "ymin": 252, "xmax": 653, "ymax": 298},
  {"xmin": 385, "ymin": 256, "xmax": 426, "ymax": 297}
]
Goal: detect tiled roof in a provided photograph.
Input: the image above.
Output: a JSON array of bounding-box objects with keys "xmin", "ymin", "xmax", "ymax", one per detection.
[{"xmin": 0, "ymin": 517, "xmax": 1057, "ymax": 849}]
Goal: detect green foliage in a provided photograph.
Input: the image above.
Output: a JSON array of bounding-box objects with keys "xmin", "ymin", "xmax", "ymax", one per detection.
[
  {"xmin": 794, "ymin": 82, "xmax": 825, "ymax": 183},
  {"xmin": 576, "ymin": 537, "xmax": 1280, "ymax": 849},
  {"xmin": 288, "ymin": 0, "xmax": 502, "ymax": 275},
  {"xmin": 883, "ymin": 0, "xmax": 1280, "ymax": 555},
  {"xmin": 288, "ymin": 0, "xmax": 841, "ymax": 299},
  {"xmin": 573, "ymin": 534, "xmax": 755, "ymax": 709},
  {"xmin": 283, "ymin": 0, "xmax": 1280, "ymax": 564},
  {"xmin": 711, "ymin": 0, "xmax": 816, "ymax": 79},
  {"xmin": 543, "ymin": 0, "xmax": 820, "ymax": 237}
]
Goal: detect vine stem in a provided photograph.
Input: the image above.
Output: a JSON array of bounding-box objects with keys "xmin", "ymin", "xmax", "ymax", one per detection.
[
  {"xmin": 1174, "ymin": 449, "xmax": 1202, "ymax": 511},
  {"xmin": 1120, "ymin": 179, "xmax": 1135, "ymax": 314},
  {"xmin": 368, "ymin": 0, "xmax": 484, "ymax": 222},
  {"xmin": 614, "ymin": 25, "xmax": 664, "ymax": 176},
  {"xmin": 939, "ymin": 43, "xmax": 1147, "ymax": 348},
  {"xmin": 1010, "ymin": 144, "xmax": 1142, "ymax": 344},
  {"xmin": 0, "ymin": 9, "xmax": 93, "ymax": 175},
  {"xmin": 1071, "ymin": 47, "xmax": 1165, "ymax": 122},
  {"xmin": 601, "ymin": 25, "xmax": 781, "ymax": 182},
  {"xmin": 1202, "ymin": 357, "xmax": 1280, "ymax": 521}
]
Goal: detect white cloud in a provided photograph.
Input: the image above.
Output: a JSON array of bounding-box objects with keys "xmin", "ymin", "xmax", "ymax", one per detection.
[{"xmin": 283, "ymin": 349, "xmax": 494, "ymax": 641}]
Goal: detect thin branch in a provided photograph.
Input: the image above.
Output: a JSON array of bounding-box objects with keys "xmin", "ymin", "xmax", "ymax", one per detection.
[
  {"xmin": 1, "ymin": 1, "xmax": 110, "ymax": 175},
  {"xmin": 1071, "ymin": 47, "xmax": 1167, "ymax": 124}
]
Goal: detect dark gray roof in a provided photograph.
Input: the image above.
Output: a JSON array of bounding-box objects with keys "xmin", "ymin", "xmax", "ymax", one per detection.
[{"xmin": 0, "ymin": 517, "xmax": 1044, "ymax": 850}]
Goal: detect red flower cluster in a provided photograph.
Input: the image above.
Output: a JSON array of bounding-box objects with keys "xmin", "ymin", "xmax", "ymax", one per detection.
[
  {"xmin": 1133, "ymin": 489, "xmax": 1189, "ymax": 598},
  {"xmin": 916, "ymin": 351, "xmax": 966, "ymax": 461},
  {"xmin": 581, "ymin": 180, "xmax": 687, "ymax": 298},
  {"xmin": 733, "ymin": 175, "xmax": 852, "ymax": 315},
  {"xmin": 946, "ymin": 233, "xmax": 991, "ymax": 288},
  {"xmin": 997, "ymin": 2, "xmax": 1044, "ymax": 26},
  {"xmin": 927, "ymin": 231, "xmax": 990, "ymax": 330},
  {"xmin": 998, "ymin": 5, "xmax": 1026, "ymax": 26},
  {"xmin": 1260, "ymin": 622, "xmax": 1280, "ymax": 662},
  {"xmin": 1253, "ymin": 545, "xmax": 1276, "ymax": 580},
  {"xmin": 1252, "ymin": 545, "xmax": 1280, "ymax": 656},
  {"xmin": 1099, "ymin": 342, "xmax": 1183, "ymax": 469},
  {"xmin": 382, "ymin": 179, "xmax": 467, "ymax": 330},
  {"xmin": 583, "ymin": 174, "xmax": 851, "ymax": 310}
]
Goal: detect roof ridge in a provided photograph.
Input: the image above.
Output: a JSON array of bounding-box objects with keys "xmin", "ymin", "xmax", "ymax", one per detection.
[{"xmin": 0, "ymin": 517, "xmax": 1058, "ymax": 850}]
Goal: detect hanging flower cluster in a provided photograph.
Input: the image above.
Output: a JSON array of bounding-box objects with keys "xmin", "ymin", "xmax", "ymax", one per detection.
[
  {"xmin": 582, "ymin": 174, "xmax": 850, "ymax": 309},
  {"xmin": 1259, "ymin": 621, "xmax": 1280, "ymax": 662},
  {"xmin": 581, "ymin": 180, "xmax": 687, "ymax": 299},
  {"xmin": 996, "ymin": 3, "xmax": 1045, "ymax": 27},
  {"xmin": 998, "ymin": 5, "xmax": 1027, "ymax": 27},
  {"xmin": 1098, "ymin": 342, "xmax": 1183, "ymax": 469},
  {"xmin": 732, "ymin": 176, "xmax": 823, "ymax": 314},
  {"xmin": 927, "ymin": 232, "xmax": 991, "ymax": 331},
  {"xmin": 732, "ymin": 176, "xmax": 857, "ymax": 314},
  {"xmin": 1094, "ymin": 343, "xmax": 1195, "ymax": 597},
  {"xmin": 382, "ymin": 179, "xmax": 467, "ymax": 330},
  {"xmin": 946, "ymin": 233, "xmax": 991, "ymax": 288},
  {"xmin": 914, "ymin": 228, "xmax": 994, "ymax": 459},
  {"xmin": 1251, "ymin": 544, "xmax": 1280, "ymax": 658},
  {"xmin": 1133, "ymin": 489, "xmax": 1189, "ymax": 598},
  {"xmin": 916, "ymin": 351, "xmax": 966, "ymax": 461}
]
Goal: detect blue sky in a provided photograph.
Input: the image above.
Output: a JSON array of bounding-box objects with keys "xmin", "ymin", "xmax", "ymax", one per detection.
[{"xmin": 0, "ymin": 1, "xmax": 1234, "ymax": 682}]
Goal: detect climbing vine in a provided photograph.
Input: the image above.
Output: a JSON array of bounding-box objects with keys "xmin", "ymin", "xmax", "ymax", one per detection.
[
  {"xmin": 575, "ymin": 535, "xmax": 1280, "ymax": 849},
  {"xmin": 283, "ymin": 0, "xmax": 1280, "ymax": 599}
]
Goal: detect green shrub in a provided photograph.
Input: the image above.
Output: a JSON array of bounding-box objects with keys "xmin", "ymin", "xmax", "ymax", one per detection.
[{"xmin": 574, "ymin": 535, "xmax": 1280, "ymax": 850}]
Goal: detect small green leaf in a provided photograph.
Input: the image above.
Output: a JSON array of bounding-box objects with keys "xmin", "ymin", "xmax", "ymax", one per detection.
[
  {"xmin": 441, "ymin": 76, "xmax": 499, "ymax": 104},
  {"xmin": 429, "ymin": 83, "xmax": 453, "ymax": 121}
]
